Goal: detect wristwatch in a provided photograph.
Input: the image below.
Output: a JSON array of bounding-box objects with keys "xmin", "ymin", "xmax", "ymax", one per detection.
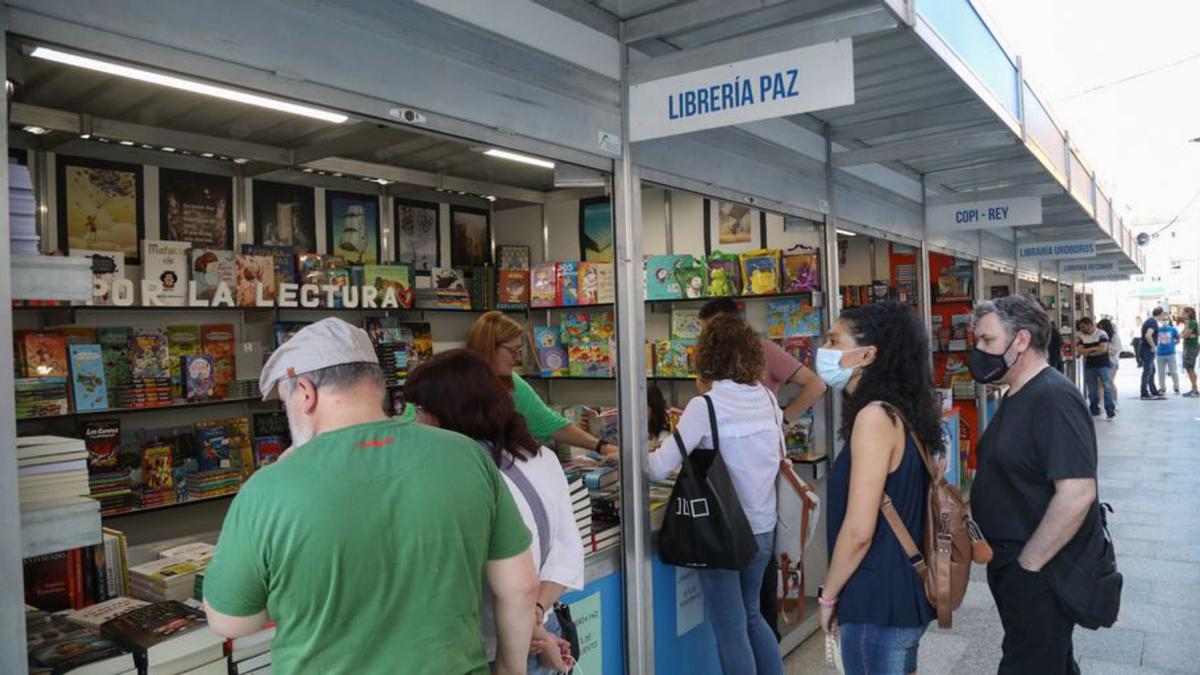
[{"xmin": 594, "ymin": 438, "xmax": 606, "ymax": 454}]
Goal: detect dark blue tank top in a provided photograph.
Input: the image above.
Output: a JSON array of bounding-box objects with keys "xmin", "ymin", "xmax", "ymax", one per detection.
[{"xmin": 826, "ymin": 433, "xmax": 935, "ymax": 627}]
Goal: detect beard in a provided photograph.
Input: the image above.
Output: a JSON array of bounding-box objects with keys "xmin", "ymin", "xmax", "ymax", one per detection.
[{"xmin": 285, "ymin": 398, "xmax": 314, "ymax": 448}]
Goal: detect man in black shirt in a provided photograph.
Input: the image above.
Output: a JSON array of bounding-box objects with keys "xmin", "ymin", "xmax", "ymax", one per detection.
[
  {"xmin": 968, "ymin": 295, "xmax": 1097, "ymax": 675},
  {"xmin": 1140, "ymin": 308, "xmax": 1165, "ymax": 399},
  {"xmin": 1077, "ymin": 317, "xmax": 1115, "ymax": 419}
]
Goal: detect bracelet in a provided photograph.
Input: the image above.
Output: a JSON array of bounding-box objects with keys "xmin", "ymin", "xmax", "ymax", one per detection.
[
  {"xmin": 818, "ymin": 595, "xmax": 839, "ymax": 608},
  {"xmin": 593, "ymin": 438, "xmax": 606, "ymax": 454}
]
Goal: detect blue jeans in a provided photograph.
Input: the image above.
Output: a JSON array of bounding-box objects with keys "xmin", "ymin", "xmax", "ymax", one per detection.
[
  {"xmin": 1141, "ymin": 350, "xmax": 1159, "ymax": 397},
  {"xmin": 695, "ymin": 532, "xmax": 784, "ymax": 675},
  {"xmin": 528, "ymin": 612, "xmax": 563, "ymax": 675},
  {"xmin": 1085, "ymin": 365, "xmax": 1115, "ymax": 415},
  {"xmin": 840, "ymin": 623, "xmax": 927, "ymax": 675}
]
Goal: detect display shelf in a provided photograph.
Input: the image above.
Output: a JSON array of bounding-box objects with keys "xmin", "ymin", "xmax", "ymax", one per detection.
[
  {"xmin": 13, "ymin": 304, "xmax": 524, "ymax": 315},
  {"xmin": 531, "ymin": 290, "xmax": 820, "ymax": 312},
  {"xmin": 20, "ymin": 497, "xmax": 102, "ymax": 559},
  {"xmin": 16, "ymin": 394, "xmax": 270, "ymax": 422},
  {"xmin": 102, "ymin": 491, "xmax": 237, "ymax": 520},
  {"xmin": 525, "ymin": 375, "xmax": 698, "ymax": 382}
]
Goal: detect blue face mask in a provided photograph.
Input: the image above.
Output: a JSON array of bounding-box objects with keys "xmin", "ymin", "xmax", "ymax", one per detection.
[{"xmin": 816, "ymin": 347, "xmax": 863, "ymax": 390}]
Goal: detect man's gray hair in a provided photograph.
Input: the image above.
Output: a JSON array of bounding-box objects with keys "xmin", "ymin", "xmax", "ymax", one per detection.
[
  {"xmin": 973, "ymin": 295, "xmax": 1051, "ymax": 355},
  {"xmin": 278, "ymin": 361, "xmax": 385, "ymax": 399}
]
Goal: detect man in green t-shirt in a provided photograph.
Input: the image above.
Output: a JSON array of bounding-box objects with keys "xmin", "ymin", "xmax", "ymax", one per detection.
[
  {"xmin": 1181, "ymin": 307, "xmax": 1199, "ymax": 397},
  {"xmin": 202, "ymin": 318, "xmax": 537, "ymax": 675}
]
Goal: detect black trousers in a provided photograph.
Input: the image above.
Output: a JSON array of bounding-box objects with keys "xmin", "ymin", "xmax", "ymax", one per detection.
[
  {"xmin": 761, "ymin": 556, "xmax": 780, "ymax": 639},
  {"xmin": 986, "ymin": 561, "xmax": 1080, "ymax": 675},
  {"xmin": 1141, "ymin": 352, "xmax": 1159, "ymax": 397}
]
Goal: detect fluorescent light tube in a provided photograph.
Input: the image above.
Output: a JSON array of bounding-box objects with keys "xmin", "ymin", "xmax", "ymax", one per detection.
[
  {"xmin": 31, "ymin": 46, "xmax": 348, "ymax": 124},
  {"xmin": 483, "ymin": 148, "xmax": 555, "ymax": 169},
  {"xmin": 836, "ymin": 228, "xmax": 857, "ymax": 237}
]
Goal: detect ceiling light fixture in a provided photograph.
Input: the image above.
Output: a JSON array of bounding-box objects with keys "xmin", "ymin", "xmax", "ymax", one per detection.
[
  {"xmin": 119, "ymin": 140, "xmax": 135, "ymax": 146},
  {"xmin": 836, "ymin": 228, "xmax": 857, "ymax": 237},
  {"xmin": 22, "ymin": 126, "xmax": 50, "ymax": 135},
  {"xmin": 161, "ymin": 147, "xmax": 176, "ymax": 153},
  {"xmin": 30, "ymin": 46, "xmax": 349, "ymax": 124},
  {"xmin": 79, "ymin": 133, "xmax": 91, "ymax": 140},
  {"xmin": 200, "ymin": 152, "xmax": 214, "ymax": 158},
  {"xmin": 483, "ymin": 148, "xmax": 555, "ymax": 169}
]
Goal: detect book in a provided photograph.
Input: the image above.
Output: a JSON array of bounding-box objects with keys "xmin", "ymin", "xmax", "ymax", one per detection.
[
  {"xmin": 670, "ymin": 308, "xmax": 701, "ymax": 340},
  {"xmin": 97, "ymin": 328, "xmax": 132, "ymax": 406},
  {"xmin": 949, "ymin": 314, "xmax": 972, "ymax": 352},
  {"xmin": 577, "ymin": 262, "xmax": 606, "ymax": 305},
  {"xmin": 253, "ymin": 437, "xmax": 285, "ymax": 468},
  {"xmin": 556, "ymin": 261, "xmax": 580, "ymax": 306},
  {"xmin": 20, "ymin": 330, "xmax": 69, "ymax": 378},
  {"xmin": 165, "ymin": 325, "xmax": 202, "ymax": 400},
  {"xmin": 497, "ymin": 245, "xmax": 531, "ymax": 271},
  {"xmin": 589, "ymin": 312, "xmax": 615, "ymax": 342},
  {"xmin": 67, "ymin": 596, "xmax": 150, "ymax": 631},
  {"xmin": 272, "ymin": 321, "xmax": 310, "ymax": 349},
  {"xmin": 654, "ymin": 339, "xmax": 692, "ymax": 378},
  {"xmin": 532, "ymin": 327, "xmax": 568, "ymax": 378},
  {"xmin": 23, "ymin": 551, "xmax": 71, "ymax": 612},
  {"xmin": 782, "ymin": 245, "xmax": 820, "ymax": 293},
  {"xmin": 673, "ymin": 256, "xmax": 707, "ymax": 299},
  {"xmin": 705, "ymin": 251, "xmax": 740, "ymax": 297},
  {"xmin": 252, "ymin": 411, "xmax": 291, "ymax": 443},
  {"xmin": 364, "ymin": 264, "xmax": 415, "ymax": 308},
  {"xmin": 196, "ymin": 417, "xmax": 253, "ymax": 482},
  {"xmin": 530, "ymin": 262, "xmax": 558, "ymax": 307},
  {"xmin": 645, "ymin": 255, "xmax": 687, "ymax": 300},
  {"xmin": 190, "ymin": 249, "xmax": 236, "ymax": 302},
  {"xmin": 235, "ymin": 255, "xmax": 275, "ymax": 307},
  {"xmin": 497, "ymin": 269, "xmax": 530, "ymax": 309},
  {"xmin": 296, "ymin": 252, "xmax": 326, "ymax": 292},
  {"xmin": 81, "ymin": 420, "xmax": 122, "ymax": 471},
  {"xmin": 568, "ymin": 342, "xmax": 612, "ymax": 378},
  {"xmin": 739, "ymin": 249, "xmax": 781, "ymax": 296},
  {"xmin": 241, "ymin": 244, "xmax": 297, "ymax": 290},
  {"xmin": 130, "ymin": 329, "xmax": 170, "ymax": 380},
  {"xmin": 766, "ymin": 298, "xmax": 812, "ymax": 339},
  {"xmin": 560, "ymin": 313, "xmax": 590, "ymax": 345},
  {"xmin": 68, "ymin": 344, "xmax": 108, "ymax": 412},
  {"xmin": 594, "ymin": 263, "xmax": 616, "ymax": 305},
  {"xmin": 195, "ymin": 425, "xmax": 233, "ymax": 472},
  {"xmin": 73, "ymin": 248, "xmax": 126, "ymax": 306},
  {"xmin": 432, "ymin": 267, "xmax": 471, "ymax": 309},
  {"xmin": 28, "ymin": 619, "xmax": 135, "ymax": 674},
  {"xmin": 142, "ymin": 240, "xmax": 191, "ymax": 306},
  {"xmin": 184, "ymin": 355, "xmax": 216, "ymax": 402},
  {"xmin": 60, "ymin": 326, "xmax": 99, "ymax": 347},
  {"xmin": 777, "ymin": 336, "xmax": 815, "ymax": 369},
  {"xmin": 100, "ymin": 600, "xmax": 222, "ymax": 667},
  {"xmin": 200, "ymin": 325, "xmax": 236, "ymax": 399},
  {"xmin": 140, "ymin": 444, "xmax": 174, "ymax": 492}
]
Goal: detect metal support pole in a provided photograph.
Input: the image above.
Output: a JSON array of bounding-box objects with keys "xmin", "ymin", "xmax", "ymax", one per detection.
[
  {"xmin": 822, "ymin": 127, "xmax": 842, "ymax": 454},
  {"xmin": 0, "ymin": 22, "xmax": 29, "ymax": 673},
  {"xmin": 1012, "ymin": 236, "xmax": 1020, "ymax": 295},
  {"xmin": 615, "ymin": 26, "xmax": 652, "ymax": 675},
  {"xmin": 975, "ymin": 232, "xmax": 988, "ymax": 434},
  {"xmin": 918, "ymin": 175, "xmax": 932, "ymax": 356}
]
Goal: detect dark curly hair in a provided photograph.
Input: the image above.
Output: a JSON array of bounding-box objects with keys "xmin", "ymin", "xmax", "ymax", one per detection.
[
  {"xmin": 697, "ymin": 314, "xmax": 763, "ymax": 385},
  {"xmin": 837, "ymin": 302, "xmax": 944, "ymax": 454}
]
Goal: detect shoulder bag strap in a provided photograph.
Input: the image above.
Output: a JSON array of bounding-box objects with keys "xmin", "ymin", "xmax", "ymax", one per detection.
[
  {"xmin": 870, "ymin": 403, "xmax": 930, "ymax": 579},
  {"xmin": 482, "ymin": 441, "xmax": 552, "ymax": 567},
  {"xmin": 702, "ymin": 394, "xmax": 719, "ymax": 454}
]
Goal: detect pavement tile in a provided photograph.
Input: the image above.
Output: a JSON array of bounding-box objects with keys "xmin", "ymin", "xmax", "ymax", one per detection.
[
  {"xmin": 1073, "ymin": 626, "xmax": 1144, "ymax": 666},
  {"xmin": 1141, "ymin": 632, "xmax": 1200, "ymax": 673}
]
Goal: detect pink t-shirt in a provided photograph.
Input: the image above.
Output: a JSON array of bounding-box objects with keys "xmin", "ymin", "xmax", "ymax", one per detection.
[{"xmin": 759, "ymin": 338, "xmax": 803, "ymax": 394}]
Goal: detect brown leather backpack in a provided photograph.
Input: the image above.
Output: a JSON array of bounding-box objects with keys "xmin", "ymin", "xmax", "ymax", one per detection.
[{"xmin": 880, "ymin": 420, "xmax": 992, "ymax": 629}]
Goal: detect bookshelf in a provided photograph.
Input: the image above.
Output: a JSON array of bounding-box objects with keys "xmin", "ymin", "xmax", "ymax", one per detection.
[{"xmin": 16, "ymin": 393, "xmax": 271, "ymax": 423}]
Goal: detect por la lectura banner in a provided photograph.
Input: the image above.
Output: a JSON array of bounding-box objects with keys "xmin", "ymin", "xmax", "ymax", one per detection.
[{"xmin": 90, "ymin": 278, "xmax": 413, "ymax": 309}]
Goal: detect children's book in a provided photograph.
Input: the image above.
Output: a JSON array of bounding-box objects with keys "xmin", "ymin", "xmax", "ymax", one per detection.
[
  {"xmin": 73, "ymin": 249, "xmax": 125, "ymax": 306},
  {"xmin": 272, "ymin": 321, "xmax": 310, "ymax": 349},
  {"xmin": 165, "ymin": 325, "xmax": 201, "ymax": 400},
  {"xmin": 184, "ymin": 355, "xmax": 216, "ymax": 402},
  {"xmin": 196, "ymin": 425, "xmax": 232, "ymax": 471},
  {"xmin": 589, "ymin": 312, "xmax": 615, "ymax": 342},
  {"xmin": 196, "ymin": 417, "xmax": 252, "ymax": 480},
  {"xmin": 141, "ymin": 240, "xmax": 191, "ymax": 306},
  {"xmin": 654, "ymin": 340, "xmax": 690, "ymax": 378},
  {"xmin": 326, "ymin": 267, "xmax": 351, "ymax": 308},
  {"xmin": 705, "ymin": 251, "xmax": 740, "ymax": 297},
  {"xmin": 253, "ymin": 437, "xmax": 285, "ymax": 468},
  {"xmin": 364, "ymin": 264, "xmax": 415, "ymax": 308},
  {"xmin": 777, "ymin": 336, "xmax": 815, "ymax": 368},
  {"xmin": 646, "ymin": 255, "xmax": 687, "ymax": 300},
  {"xmin": 200, "ymin": 324, "xmax": 236, "ymax": 398},
  {"xmin": 140, "ymin": 444, "xmax": 174, "ymax": 491},
  {"xmin": 578, "ymin": 262, "xmax": 610, "ymax": 305},
  {"xmin": 949, "ymin": 314, "xmax": 972, "ymax": 352},
  {"xmin": 130, "ymin": 329, "xmax": 170, "ymax": 380},
  {"xmin": 497, "ymin": 245, "xmax": 531, "ymax": 271},
  {"xmin": 670, "ymin": 308, "xmax": 702, "ymax": 340},
  {"xmin": 594, "ymin": 263, "xmax": 616, "ymax": 305},
  {"xmin": 672, "ymin": 257, "xmax": 708, "ymax": 299},
  {"xmin": 81, "ymin": 419, "xmax": 122, "ymax": 471},
  {"xmin": 568, "ymin": 342, "xmax": 612, "ymax": 378},
  {"xmin": 190, "ymin": 249, "xmax": 235, "ymax": 302},
  {"xmin": 234, "ymin": 255, "xmax": 275, "ymax": 307},
  {"xmin": 68, "ymin": 344, "xmax": 108, "ymax": 412},
  {"xmin": 560, "ymin": 313, "xmax": 591, "ymax": 344},
  {"xmin": 432, "ymin": 268, "xmax": 471, "ymax": 309},
  {"xmin": 97, "ymin": 328, "xmax": 132, "ymax": 399},
  {"xmin": 766, "ymin": 299, "xmax": 822, "ymax": 339},
  {"xmin": 296, "ymin": 252, "xmax": 326, "ymax": 290},
  {"xmin": 782, "ymin": 245, "xmax": 820, "ymax": 293},
  {"xmin": 398, "ymin": 323, "xmax": 433, "ymax": 369},
  {"xmin": 532, "ymin": 327, "xmax": 568, "ymax": 378},
  {"xmin": 739, "ymin": 249, "xmax": 781, "ymax": 296},
  {"xmin": 241, "ymin": 244, "xmax": 297, "ymax": 289},
  {"xmin": 557, "ymin": 261, "xmax": 580, "ymax": 306},
  {"xmin": 20, "ymin": 330, "xmax": 69, "ymax": 378},
  {"xmin": 530, "ymin": 262, "xmax": 558, "ymax": 307},
  {"xmin": 497, "ymin": 269, "xmax": 530, "ymax": 309},
  {"xmin": 60, "ymin": 326, "xmax": 98, "ymax": 346}
]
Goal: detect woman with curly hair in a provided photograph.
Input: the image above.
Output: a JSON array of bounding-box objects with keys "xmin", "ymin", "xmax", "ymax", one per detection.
[
  {"xmin": 817, "ymin": 302, "xmax": 941, "ymax": 675},
  {"xmin": 648, "ymin": 314, "xmax": 785, "ymax": 675}
]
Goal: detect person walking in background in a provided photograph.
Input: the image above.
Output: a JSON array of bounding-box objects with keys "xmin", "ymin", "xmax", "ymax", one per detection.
[
  {"xmin": 1179, "ymin": 307, "xmax": 1199, "ymax": 397},
  {"xmin": 1077, "ymin": 317, "xmax": 1116, "ymax": 420},
  {"xmin": 817, "ymin": 302, "xmax": 938, "ymax": 675},
  {"xmin": 1156, "ymin": 313, "xmax": 1180, "ymax": 395},
  {"xmin": 969, "ymin": 297, "xmax": 1098, "ymax": 675},
  {"xmin": 647, "ymin": 315, "xmax": 786, "ymax": 675},
  {"xmin": 1140, "ymin": 309, "xmax": 1164, "ymax": 400},
  {"xmin": 1096, "ymin": 318, "xmax": 1122, "ymax": 408},
  {"xmin": 405, "ymin": 350, "xmax": 585, "ymax": 675},
  {"xmin": 202, "ymin": 319, "xmax": 538, "ymax": 675}
]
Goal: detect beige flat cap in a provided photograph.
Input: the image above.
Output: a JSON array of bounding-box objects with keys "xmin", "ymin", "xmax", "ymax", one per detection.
[{"xmin": 259, "ymin": 317, "xmax": 378, "ymax": 401}]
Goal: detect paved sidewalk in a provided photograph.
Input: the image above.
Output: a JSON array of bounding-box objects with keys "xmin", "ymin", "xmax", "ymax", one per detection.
[{"xmin": 786, "ymin": 366, "xmax": 1200, "ymax": 674}]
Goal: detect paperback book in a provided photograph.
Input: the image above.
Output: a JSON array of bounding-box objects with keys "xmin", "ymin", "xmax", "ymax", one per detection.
[
  {"xmin": 235, "ymin": 254, "xmax": 275, "ymax": 306},
  {"xmin": 142, "ymin": 240, "xmax": 191, "ymax": 306},
  {"xmin": 165, "ymin": 325, "xmax": 201, "ymax": 400},
  {"xmin": 73, "ymin": 248, "xmax": 125, "ymax": 306},
  {"xmin": 19, "ymin": 330, "xmax": 69, "ymax": 378},
  {"xmin": 560, "ymin": 313, "xmax": 590, "ymax": 345},
  {"xmin": 364, "ymin": 264, "xmax": 415, "ymax": 308},
  {"xmin": 241, "ymin": 244, "xmax": 298, "ymax": 290},
  {"xmin": 670, "ymin": 308, "xmax": 702, "ymax": 340},
  {"xmin": 190, "ymin": 249, "xmax": 236, "ymax": 301},
  {"xmin": 68, "ymin": 344, "xmax": 108, "ymax": 412},
  {"xmin": 184, "ymin": 355, "xmax": 216, "ymax": 402},
  {"xmin": 140, "ymin": 444, "xmax": 174, "ymax": 492},
  {"xmin": 130, "ymin": 329, "xmax": 170, "ymax": 380},
  {"xmin": 532, "ymin": 327, "xmax": 568, "ymax": 378},
  {"xmin": 199, "ymin": 325, "xmax": 236, "ymax": 398},
  {"xmin": 530, "ymin": 262, "xmax": 558, "ymax": 308},
  {"xmin": 81, "ymin": 419, "xmax": 122, "ymax": 471},
  {"xmin": 556, "ymin": 261, "xmax": 580, "ymax": 306}
]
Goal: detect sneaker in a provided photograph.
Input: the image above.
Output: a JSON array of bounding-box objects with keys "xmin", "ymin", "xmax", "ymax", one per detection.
[
  {"xmin": 1107, "ymin": 411, "xmax": 1116, "ymax": 420},
  {"xmin": 1141, "ymin": 395, "xmax": 1155, "ymax": 400},
  {"xmin": 1090, "ymin": 411, "xmax": 1101, "ymax": 417},
  {"xmin": 1184, "ymin": 391, "xmax": 1199, "ymax": 398},
  {"xmin": 1156, "ymin": 395, "xmax": 1169, "ymax": 400}
]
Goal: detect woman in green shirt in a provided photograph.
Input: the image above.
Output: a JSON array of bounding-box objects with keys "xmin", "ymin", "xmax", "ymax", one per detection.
[
  {"xmin": 467, "ymin": 312, "xmax": 619, "ymax": 455},
  {"xmin": 1180, "ymin": 307, "xmax": 1199, "ymax": 397}
]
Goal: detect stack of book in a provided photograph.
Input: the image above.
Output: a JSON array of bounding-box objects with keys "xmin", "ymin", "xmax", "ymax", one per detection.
[
  {"xmin": 17, "ymin": 436, "xmax": 90, "ymax": 508},
  {"xmin": 83, "ymin": 420, "xmax": 131, "ymax": 515},
  {"xmin": 566, "ymin": 472, "xmax": 593, "ymax": 551},
  {"xmin": 226, "ymin": 626, "xmax": 275, "ymax": 675},
  {"xmin": 27, "ymin": 612, "xmax": 137, "ymax": 675},
  {"xmin": 89, "ymin": 472, "xmax": 132, "ymax": 515},
  {"xmin": 100, "ymin": 601, "xmax": 225, "ymax": 674},
  {"xmin": 65, "ymin": 596, "xmax": 149, "ymax": 632},
  {"xmin": 15, "ymin": 377, "xmax": 69, "ymax": 419},
  {"xmin": 129, "ymin": 557, "xmax": 208, "ymax": 603},
  {"xmin": 113, "ymin": 377, "xmax": 173, "ymax": 409},
  {"xmin": 587, "ymin": 466, "xmax": 621, "ymax": 554},
  {"xmin": 131, "ymin": 488, "xmax": 179, "ymax": 511},
  {"xmin": 22, "ymin": 536, "xmax": 128, "ymax": 613},
  {"xmin": 185, "ymin": 468, "xmax": 241, "ymax": 500}
]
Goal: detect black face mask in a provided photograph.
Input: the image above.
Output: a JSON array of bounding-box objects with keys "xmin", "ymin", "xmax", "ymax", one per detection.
[{"xmin": 968, "ymin": 337, "xmax": 1017, "ymax": 384}]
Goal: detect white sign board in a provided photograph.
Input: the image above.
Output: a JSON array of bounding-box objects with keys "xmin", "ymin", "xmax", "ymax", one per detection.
[
  {"xmin": 629, "ymin": 40, "xmax": 855, "ymax": 142},
  {"xmin": 1017, "ymin": 239, "xmax": 1100, "ymax": 261},
  {"xmin": 926, "ymin": 196, "xmax": 1042, "ymax": 231},
  {"xmin": 1083, "ymin": 272, "xmax": 1131, "ymax": 282},
  {"xmin": 1060, "ymin": 259, "xmax": 1118, "ymax": 275}
]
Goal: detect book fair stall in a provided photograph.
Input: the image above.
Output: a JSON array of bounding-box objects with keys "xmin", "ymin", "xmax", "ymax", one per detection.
[{"xmin": 0, "ymin": 2, "xmax": 1145, "ymax": 674}]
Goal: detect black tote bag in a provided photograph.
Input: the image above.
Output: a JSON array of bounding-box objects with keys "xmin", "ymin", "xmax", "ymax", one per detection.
[
  {"xmin": 1046, "ymin": 501, "xmax": 1122, "ymax": 629},
  {"xmin": 658, "ymin": 395, "xmax": 758, "ymax": 570}
]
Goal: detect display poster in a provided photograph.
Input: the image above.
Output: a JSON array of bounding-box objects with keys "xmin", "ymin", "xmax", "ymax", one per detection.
[
  {"xmin": 570, "ymin": 592, "xmax": 603, "ymax": 675},
  {"xmin": 326, "ymin": 191, "xmax": 380, "ymax": 264},
  {"xmin": 160, "ymin": 168, "xmax": 233, "ymax": 249},
  {"xmin": 450, "ymin": 206, "xmax": 491, "ymax": 268},
  {"xmin": 580, "ymin": 197, "xmax": 613, "ymax": 262},
  {"xmin": 676, "ymin": 567, "xmax": 704, "ymax": 636},
  {"xmin": 395, "ymin": 200, "xmax": 440, "ymax": 273},
  {"xmin": 57, "ymin": 156, "xmax": 143, "ymax": 262},
  {"xmin": 629, "ymin": 39, "xmax": 855, "ymax": 141},
  {"xmin": 1017, "ymin": 238, "xmax": 1100, "ymax": 261},
  {"xmin": 926, "ymin": 196, "xmax": 1042, "ymax": 231},
  {"xmin": 253, "ymin": 181, "xmax": 316, "ymax": 251}
]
